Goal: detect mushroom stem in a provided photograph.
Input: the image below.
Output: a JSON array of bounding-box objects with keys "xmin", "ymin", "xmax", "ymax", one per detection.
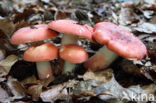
[
  {"xmin": 84, "ymin": 46, "xmax": 118, "ymax": 71},
  {"xmin": 36, "ymin": 61, "xmax": 53, "ymax": 80},
  {"xmin": 61, "ymin": 34, "xmax": 78, "ymax": 45},
  {"xmin": 63, "ymin": 61, "xmax": 76, "ymax": 73},
  {"xmin": 61, "ymin": 34, "xmax": 78, "ymax": 74}
]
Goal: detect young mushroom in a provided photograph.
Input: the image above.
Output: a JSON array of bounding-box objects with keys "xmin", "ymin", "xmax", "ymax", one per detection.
[
  {"xmin": 24, "ymin": 42, "xmax": 58, "ymax": 80},
  {"xmin": 10, "ymin": 24, "xmax": 58, "ymax": 44},
  {"xmin": 59, "ymin": 44, "xmax": 88, "ymax": 73},
  {"xmin": 48, "ymin": 20, "xmax": 93, "ymax": 74},
  {"xmin": 84, "ymin": 22, "xmax": 147, "ymax": 71},
  {"xmin": 10, "ymin": 24, "xmax": 58, "ymax": 80}
]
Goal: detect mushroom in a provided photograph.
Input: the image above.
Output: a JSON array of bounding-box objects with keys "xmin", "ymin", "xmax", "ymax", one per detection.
[
  {"xmin": 24, "ymin": 42, "xmax": 58, "ymax": 80},
  {"xmin": 10, "ymin": 24, "xmax": 58, "ymax": 80},
  {"xmin": 10, "ymin": 24, "xmax": 58, "ymax": 44},
  {"xmin": 48, "ymin": 20, "xmax": 92, "ymax": 74},
  {"xmin": 59, "ymin": 44, "xmax": 88, "ymax": 73},
  {"xmin": 84, "ymin": 22, "xmax": 147, "ymax": 71}
]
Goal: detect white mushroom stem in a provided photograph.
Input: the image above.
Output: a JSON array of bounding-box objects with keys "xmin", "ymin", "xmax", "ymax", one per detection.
[
  {"xmin": 84, "ymin": 46, "xmax": 118, "ymax": 71},
  {"xmin": 63, "ymin": 61, "xmax": 76, "ymax": 73},
  {"xmin": 61, "ymin": 34, "xmax": 78, "ymax": 45},
  {"xmin": 61, "ymin": 34, "xmax": 78, "ymax": 74},
  {"xmin": 36, "ymin": 61, "xmax": 53, "ymax": 80}
]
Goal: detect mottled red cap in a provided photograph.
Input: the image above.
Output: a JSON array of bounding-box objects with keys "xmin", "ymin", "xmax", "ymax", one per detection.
[
  {"xmin": 93, "ymin": 22, "xmax": 147, "ymax": 60},
  {"xmin": 48, "ymin": 20, "xmax": 93, "ymax": 39},
  {"xmin": 59, "ymin": 44, "xmax": 88, "ymax": 63},
  {"xmin": 24, "ymin": 42, "xmax": 58, "ymax": 62},
  {"xmin": 10, "ymin": 24, "xmax": 58, "ymax": 44}
]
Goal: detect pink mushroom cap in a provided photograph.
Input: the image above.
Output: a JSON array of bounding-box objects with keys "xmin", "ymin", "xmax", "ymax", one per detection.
[
  {"xmin": 10, "ymin": 24, "xmax": 58, "ymax": 44},
  {"xmin": 48, "ymin": 20, "xmax": 93, "ymax": 39},
  {"xmin": 59, "ymin": 44, "xmax": 88, "ymax": 63},
  {"xmin": 93, "ymin": 22, "xmax": 147, "ymax": 60},
  {"xmin": 24, "ymin": 42, "xmax": 58, "ymax": 62}
]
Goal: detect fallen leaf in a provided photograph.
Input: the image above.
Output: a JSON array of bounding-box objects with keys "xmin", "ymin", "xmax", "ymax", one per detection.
[
  {"xmin": 0, "ymin": 19, "xmax": 15, "ymax": 38},
  {"xmin": 83, "ymin": 69, "xmax": 113, "ymax": 82},
  {"xmin": 75, "ymin": 70, "xmax": 156, "ymax": 103},
  {"xmin": 119, "ymin": 7, "xmax": 138, "ymax": 25},
  {"xmin": 54, "ymin": 10, "xmax": 72, "ymax": 20},
  {"xmin": 135, "ymin": 22, "xmax": 156, "ymax": 33},
  {"xmin": 0, "ymin": 55, "xmax": 18, "ymax": 75},
  {"xmin": 142, "ymin": 10, "xmax": 154, "ymax": 19},
  {"xmin": 7, "ymin": 78, "xmax": 26, "ymax": 99},
  {"xmin": 26, "ymin": 77, "xmax": 53, "ymax": 100},
  {"xmin": 21, "ymin": 75, "xmax": 38, "ymax": 85},
  {"xmin": 0, "ymin": 49, "xmax": 5, "ymax": 61},
  {"xmin": 40, "ymin": 80, "xmax": 78, "ymax": 102},
  {"xmin": 0, "ymin": 85, "xmax": 9, "ymax": 102},
  {"xmin": 27, "ymin": 84, "xmax": 43, "ymax": 100}
]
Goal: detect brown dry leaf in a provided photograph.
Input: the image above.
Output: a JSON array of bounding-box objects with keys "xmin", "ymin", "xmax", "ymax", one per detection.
[
  {"xmin": 141, "ymin": 0, "xmax": 156, "ymax": 10},
  {"xmin": 119, "ymin": 7, "xmax": 138, "ymax": 26},
  {"xmin": 150, "ymin": 15, "xmax": 156, "ymax": 23},
  {"xmin": 83, "ymin": 69, "xmax": 113, "ymax": 82},
  {"xmin": 7, "ymin": 0, "xmax": 38, "ymax": 13},
  {"xmin": 73, "ymin": 69, "xmax": 114, "ymax": 98},
  {"xmin": 7, "ymin": 78, "xmax": 26, "ymax": 99},
  {"xmin": 74, "ymin": 69, "xmax": 156, "ymax": 103},
  {"xmin": 54, "ymin": 10, "xmax": 72, "ymax": 20},
  {"xmin": 26, "ymin": 77, "xmax": 53, "ymax": 101},
  {"xmin": 135, "ymin": 22, "xmax": 156, "ymax": 33},
  {"xmin": 41, "ymin": 85, "xmax": 69, "ymax": 102},
  {"xmin": 23, "ymin": 76, "xmax": 42, "ymax": 101},
  {"xmin": 0, "ymin": 85, "xmax": 9, "ymax": 102},
  {"xmin": 0, "ymin": 55, "xmax": 18, "ymax": 75},
  {"xmin": 0, "ymin": 49, "xmax": 5, "ymax": 60},
  {"xmin": 0, "ymin": 28, "xmax": 15, "ymax": 50},
  {"xmin": 13, "ymin": 7, "xmax": 36, "ymax": 23},
  {"xmin": 40, "ymin": 80, "xmax": 78, "ymax": 102},
  {"xmin": 27, "ymin": 84, "xmax": 43, "ymax": 101},
  {"xmin": 142, "ymin": 84, "xmax": 156, "ymax": 94},
  {"xmin": 0, "ymin": 77, "xmax": 27, "ymax": 103},
  {"xmin": 0, "ymin": 71, "xmax": 6, "ymax": 82},
  {"xmin": 0, "ymin": 19, "xmax": 15, "ymax": 38},
  {"xmin": 40, "ymin": 69, "xmax": 114, "ymax": 102},
  {"xmin": 143, "ymin": 0, "xmax": 156, "ymax": 4},
  {"xmin": 21, "ymin": 75, "xmax": 38, "ymax": 85},
  {"xmin": 139, "ymin": 67, "xmax": 155, "ymax": 82},
  {"xmin": 142, "ymin": 10, "xmax": 154, "ymax": 19}
]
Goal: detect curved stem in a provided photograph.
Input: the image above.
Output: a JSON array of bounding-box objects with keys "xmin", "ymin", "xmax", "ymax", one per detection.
[
  {"xmin": 84, "ymin": 46, "xmax": 118, "ymax": 71},
  {"xmin": 36, "ymin": 61, "xmax": 53, "ymax": 80}
]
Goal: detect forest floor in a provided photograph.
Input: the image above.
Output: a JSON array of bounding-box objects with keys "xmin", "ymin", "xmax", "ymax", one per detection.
[{"xmin": 0, "ymin": 0, "xmax": 156, "ymax": 103}]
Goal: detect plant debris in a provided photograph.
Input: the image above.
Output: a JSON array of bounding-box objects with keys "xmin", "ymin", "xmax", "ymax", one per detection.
[{"xmin": 0, "ymin": 0, "xmax": 156, "ymax": 103}]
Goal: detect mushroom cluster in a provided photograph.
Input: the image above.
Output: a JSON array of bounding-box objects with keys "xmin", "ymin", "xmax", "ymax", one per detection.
[
  {"xmin": 10, "ymin": 20, "xmax": 147, "ymax": 81},
  {"xmin": 10, "ymin": 24, "xmax": 58, "ymax": 80},
  {"xmin": 48, "ymin": 20, "xmax": 92, "ymax": 74}
]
